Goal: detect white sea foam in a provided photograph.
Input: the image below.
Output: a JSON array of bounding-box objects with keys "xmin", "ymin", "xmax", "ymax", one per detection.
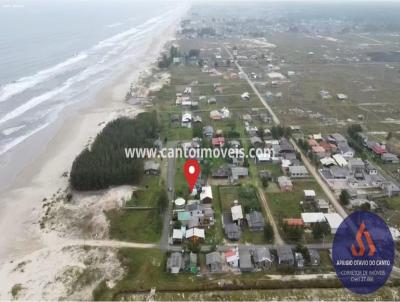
[
  {"xmin": 0, "ymin": 122, "xmax": 50, "ymax": 156},
  {"xmin": 0, "ymin": 53, "xmax": 88, "ymax": 103},
  {"xmin": 1, "ymin": 125, "xmax": 26, "ymax": 136}
]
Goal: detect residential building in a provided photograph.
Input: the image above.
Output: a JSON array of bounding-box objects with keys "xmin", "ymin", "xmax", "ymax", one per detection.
[
  {"xmin": 206, "ymin": 252, "xmax": 223, "ymax": 273},
  {"xmin": 239, "ymin": 248, "xmax": 254, "ymax": 272},
  {"xmin": 277, "ymin": 176, "xmax": 293, "ymax": 191},
  {"xmin": 289, "ymin": 165, "xmax": 309, "ymax": 178},
  {"xmin": 382, "ymin": 153, "xmax": 399, "ymax": 163},
  {"xmin": 277, "ymin": 245, "xmax": 294, "ymax": 267},
  {"xmin": 144, "ymin": 160, "xmax": 160, "ymax": 175},
  {"xmin": 323, "ymin": 213, "xmax": 344, "ymax": 234},
  {"xmin": 200, "ymin": 186, "xmax": 213, "ymax": 203},
  {"xmin": 167, "ymin": 252, "xmax": 183, "ymax": 274},
  {"xmin": 252, "ymin": 247, "xmax": 273, "ymax": 269},
  {"xmin": 246, "ymin": 211, "xmax": 265, "ymax": 231},
  {"xmin": 295, "ymin": 252, "xmax": 304, "ymax": 268}
]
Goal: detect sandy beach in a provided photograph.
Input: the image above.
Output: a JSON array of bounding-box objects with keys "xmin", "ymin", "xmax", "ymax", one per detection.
[{"xmin": 0, "ymin": 16, "xmax": 179, "ymax": 299}]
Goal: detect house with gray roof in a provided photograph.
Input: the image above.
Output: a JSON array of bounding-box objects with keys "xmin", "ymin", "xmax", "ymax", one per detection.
[
  {"xmin": 288, "ymin": 165, "xmax": 309, "ymax": 178},
  {"xmin": 382, "ymin": 153, "xmax": 399, "ymax": 163},
  {"xmin": 252, "ymin": 247, "xmax": 272, "ymax": 269},
  {"xmin": 239, "ymin": 248, "xmax": 254, "ymax": 272},
  {"xmin": 206, "ymin": 252, "xmax": 223, "ymax": 273},
  {"xmin": 276, "ymin": 246, "xmax": 294, "ymax": 267},
  {"xmin": 246, "ymin": 211, "xmax": 265, "ymax": 231},
  {"xmin": 166, "ymin": 252, "xmax": 183, "ymax": 274},
  {"xmin": 230, "ymin": 166, "xmax": 249, "ymax": 181},
  {"xmin": 224, "ymin": 223, "xmax": 241, "ymax": 241}
]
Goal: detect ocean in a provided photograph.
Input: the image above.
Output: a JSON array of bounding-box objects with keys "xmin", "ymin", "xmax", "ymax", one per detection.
[{"xmin": 0, "ymin": 0, "xmax": 185, "ymax": 157}]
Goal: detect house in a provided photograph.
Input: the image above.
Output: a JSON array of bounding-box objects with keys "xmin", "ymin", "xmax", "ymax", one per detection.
[
  {"xmin": 208, "ymin": 97, "xmax": 217, "ymax": 104},
  {"xmin": 383, "ymin": 182, "xmax": 400, "ymax": 197},
  {"xmin": 252, "ymin": 247, "xmax": 272, "ymax": 269},
  {"xmin": 323, "ymin": 213, "xmax": 343, "ymax": 234},
  {"xmin": 336, "ymin": 93, "xmax": 348, "ymax": 101},
  {"xmin": 231, "ymin": 204, "xmax": 244, "ymax": 223},
  {"xmin": 328, "ymin": 133, "xmax": 347, "ymax": 145},
  {"xmin": 241, "ymin": 92, "xmax": 250, "ymax": 101},
  {"xmin": 349, "ymin": 198, "xmax": 377, "ymax": 210},
  {"xmin": 309, "ymin": 249, "xmax": 320, "ymax": 266},
  {"xmin": 181, "ymin": 112, "xmax": 192, "ymax": 128},
  {"xmin": 372, "ymin": 144, "xmax": 386, "ymax": 156},
  {"xmin": 259, "ymin": 170, "xmax": 272, "ymax": 181},
  {"xmin": 289, "ymin": 165, "xmax": 309, "ymax": 178},
  {"xmin": 206, "ymin": 252, "xmax": 223, "ymax": 273},
  {"xmin": 210, "ymin": 110, "xmax": 222, "ymax": 120},
  {"xmin": 316, "ymin": 199, "xmax": 330, "ymax": 213},
  {"xmin": 230, "ymin": 167, "xmax": 248, "ymax": 181},
  {"xmin": 246, "ymin": 211, "xmax": 265, "ymax": 231},
  {"xmin": 365, "ymin": 160, "xmax": 378, "ymax": 175},
  {"xmin": 225, "ymin": 247, "xmax": 239, "ymax": 267},
  {"xmin": 283, "ymin": 218, "xmax": 304, "ymax": 227},
  {"xmin": 203, "ymin": 125, "xmax": 214, "ymax": 138},
  {"xmin": 172, "ymin": 229, "xmax": 183, "ymax": 244},
  {"xmin": 304, "ymin": 190, "xmax": 316, "ymax": 201},
  {"xmin": 337, "ymin": 142, "xmax": 355, "ymax": 159},
  {"xmin": 279, "ymin": 138, "xmax": 295, "ymax": 154},
  {"xmin": 348, "ymin": 158, "xmax": 365, "ymax": 172},
  {"xmin": 185, "ymin": 228, "xmax": 205, "ymax": 241},
  {"xmin": 144, "ymin": 160, "xmax": 160, "ymax": 175},
  {"xmin": 332, "ymin": 154, "xmax": 348, "ymax": 167},
  {"xmin": 167, "ymin": 252, "xmax": 183, "ymax": 274},
  {"xmin": 277, "ymin": 176, "xmax": 293, "ymax": 191},
  {"xmin": 320, "ymin": 157, "xmax": 336, "ymax": 167},
  {"xmin": 295, "ymin": 252, "xmax": 305, "ymax": 268},
  {"xmin": 200, "ymin": 186, "xmax": 213, "ymax": 203},
  {"xmin": 224, "ymin": 222, "xmax": 241, "ymax": 240},
  {"xmin": 212, "ymin": 136, "xmax": 225, "ymax": 148},
  {"xmin": 239, "ymin": 249, "xmax": 254, "ymax": 272},
  {"xmin": 301, "ymin": 212, "xmax": 326, "ymax": 226},
  {"xmin": 277, "ymin": 246, "xmax": 294, "ymax": 267},
  {"xmin": 381, "ymin": 153, "xmax": 399, "ymax": 163}
]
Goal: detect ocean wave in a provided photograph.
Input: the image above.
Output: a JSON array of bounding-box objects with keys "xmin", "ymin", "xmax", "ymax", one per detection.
[
  {"xmin": 0, "ymin": 122, "xmax": 50, "ymax": 156},
  {"xmin": 0, "ymin": 52, "xmax": 88, "ymax": 103},
  {"xmin": 1, "ymin": 125, "xmax": 26, "ymax": 136}
]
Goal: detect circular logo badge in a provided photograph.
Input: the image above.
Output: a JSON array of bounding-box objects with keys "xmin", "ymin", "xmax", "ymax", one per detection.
[{"xmin": 332, "ymin": 211, "xmax": 394, "ymax": 294}]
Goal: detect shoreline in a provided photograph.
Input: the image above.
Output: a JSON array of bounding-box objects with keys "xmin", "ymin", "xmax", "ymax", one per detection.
[{"xmin": 0, "ymin": 21, "xmax": 178, "ymax": 265}]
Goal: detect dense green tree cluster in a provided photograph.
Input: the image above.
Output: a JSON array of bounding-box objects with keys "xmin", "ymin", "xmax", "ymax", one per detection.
[
  {"xmin": 271, "ymin": 126, "xmax": 292, "ymax": 139},
  {"xmin": 70, "ymin": 112, "xmax": 159, "ymax": 191}
]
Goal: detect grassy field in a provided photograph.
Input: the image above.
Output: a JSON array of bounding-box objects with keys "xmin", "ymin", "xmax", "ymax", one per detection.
[{"xmin": 105, "ymin": 176, "xmax": 163, "ymax": 243}]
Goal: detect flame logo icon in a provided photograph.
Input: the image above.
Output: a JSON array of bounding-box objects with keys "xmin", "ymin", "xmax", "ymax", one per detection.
[{"xmin": 351, "ymin": 221, "xmax": 376, "ymax": 257}]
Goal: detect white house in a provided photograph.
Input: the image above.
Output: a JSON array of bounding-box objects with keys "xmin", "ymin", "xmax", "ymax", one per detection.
[
  {"xmin": 323, "ymin": 213, "xmax": 343, "ymax": 234},
  {"xmin": 181, "ymin": 112, "xmax": 192, "ymax": 128}
]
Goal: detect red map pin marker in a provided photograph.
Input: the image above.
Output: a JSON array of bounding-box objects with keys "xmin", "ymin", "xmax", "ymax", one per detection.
[{"xmin": 184, "ymin": 159, "xmax": 201, "ymax": 193}]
